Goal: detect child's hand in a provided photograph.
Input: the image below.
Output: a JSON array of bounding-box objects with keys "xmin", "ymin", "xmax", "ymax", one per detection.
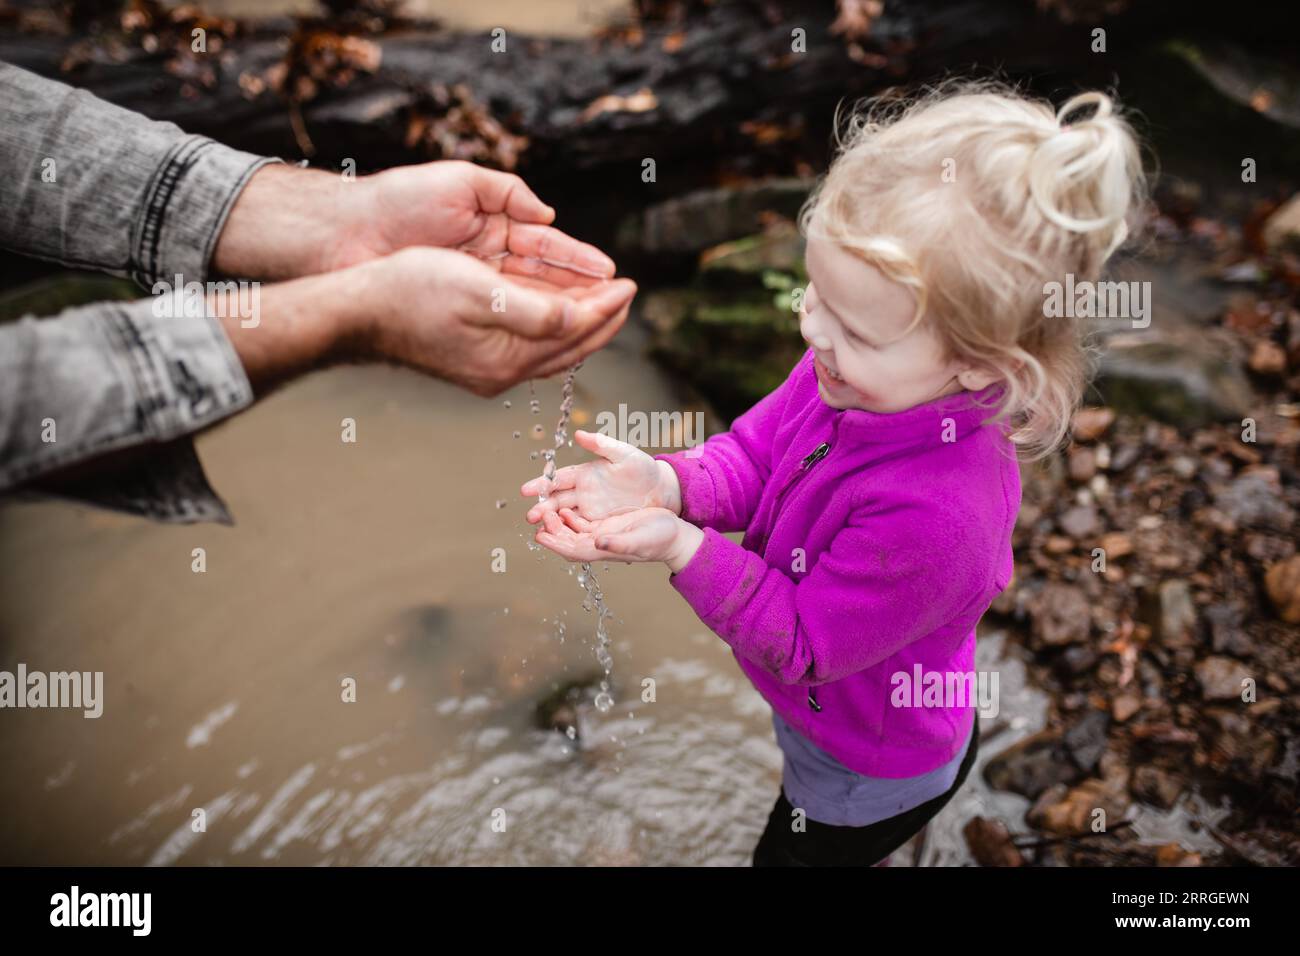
[
  {"xmin": 534, "ymin": 506, "xmax": 704, "ymax": 572},
  {"xmin": 521, "ymin": 429, "xmax": 681, "ymax": 525}
]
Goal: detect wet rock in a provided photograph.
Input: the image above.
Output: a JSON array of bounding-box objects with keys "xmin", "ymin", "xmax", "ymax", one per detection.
[
  {"xmin": 1155, "ymin": 579, "xmax": 1198, "ymax": 647},
  {"xmin": 1212, "ymin": 470, "xmax": 1295, "ymax": 530},
  {"xmin": 962, "ymin": 817, "xmax": 1025, "ymax": 867},
  {"xmin": 1264, "ymin": 555, "xmax": 1300, "ymax": 623},
  {"xmin": 616, "ymin": 178, "xmax": 813, "ymax": 255},
  {"xmin": 983, "ymin": 730, "xmax": 1083, "ymax": 799},
  {"xmin": 1109, "ymin": 441, "xmax": 1142, "ymax": 472},
  {"xmin": 1249, "ymin": 339, "xmax": 1288, "ymax": 376},
  {"xmin": 1132, "ymin": 765, "xmax": 1185, "ymax": 809},
  {"xmin": 1204, "ymin": 602, "xmax": 1253, "ymax": 656},
  {"xmin": 533, "ymin": 673, "xmax": 608, "ymax": 740},
  {"xmin": 1063, "ymin": 708, "xmax": 1111, "ymax": 773},
  {"xmin": 1071, "ymin": 406, "xmax": 1116, "ymax": 442},
  {"xmin": 1094, "ymin": 334, "xmax": 1254, "ymax": 430},
  {"xmin": 1112, "ymin": 690, "xmax": 1142, "ymax": 723},
  {"xmin": 699, "ymin": 225, "xmax": 806, "ymax": 277},
  {"xmin": 1170, "ymin": 455, "xmax": 1198, "ymax": 481},
  {"xmin": 1206, "ymin": 709, "xmax": 1279, "ymax": 775},
  {"xmin": 1068, "ymin": 446, "xmax": 1097, "ymax": 483},
  {"xmin": 1027, "ymin": 777, "xmax": 1129, "ymax": 835},
  {"xmin": 1058, "ymin": 504, "xmax": 1100, "ymax": 539},
  {"xmin": 1195, "ymin": 657, "xmax": 1252, "ymax": 701},
  {"xmin": 1098, "ymin": 531, "xmax": 1133, "ymax": 559},
  {"xmin": 1044, "ymin": 534, "xmax": 1074, "ymax": 555},
  {"xmin": 1030, "ymin": 582, "xmax": 1091, "ymax": 647},
  {"xmin": 1060, "ymin": 644, "xmax": 1099, "ymax": 675}
]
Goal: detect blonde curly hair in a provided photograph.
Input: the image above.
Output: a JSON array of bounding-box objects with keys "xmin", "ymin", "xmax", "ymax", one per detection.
[{"xmin": 799, "ymin": 79, "xmax": 1148, "ymax": 458}]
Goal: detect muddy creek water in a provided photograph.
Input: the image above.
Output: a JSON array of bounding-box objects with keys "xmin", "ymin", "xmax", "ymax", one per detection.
[{"xmin": 0, "ymin": 319, "xmax": 1049, "ymax": 865}]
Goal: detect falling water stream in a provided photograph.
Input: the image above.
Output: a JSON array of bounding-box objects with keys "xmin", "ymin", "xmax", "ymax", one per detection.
[{"xmin": 534, "ymin": 364, "xmax": 616, "ymax": 713}]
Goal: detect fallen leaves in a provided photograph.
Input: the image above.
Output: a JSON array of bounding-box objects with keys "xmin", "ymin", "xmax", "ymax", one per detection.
[{"xmin": 579, "ymin": 86, "xmax": 659, "ymax": 124}]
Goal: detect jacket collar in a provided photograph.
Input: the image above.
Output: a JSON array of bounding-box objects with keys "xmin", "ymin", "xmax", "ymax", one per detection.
[{"xmin": 821, "ymin": 373, "xmax": 1009, "ymax": 450}]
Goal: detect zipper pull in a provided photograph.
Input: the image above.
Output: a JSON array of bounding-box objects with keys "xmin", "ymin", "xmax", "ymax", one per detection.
[
  {"xmin": 807, "ymin": 688, "xmax": 823, "ymax": 712},
  {"xmin": 801, "ymin": 442, "xmax": 830, "ymax": 469}
]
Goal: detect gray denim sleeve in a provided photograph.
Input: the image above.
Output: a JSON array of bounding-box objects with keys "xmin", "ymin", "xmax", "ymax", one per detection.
[
  {"xmin": 0, "ymin": 62, "xmax": 276, "ymax": 523},
  {"xmin": 0, "ymin": 61, "xmax": 279, "ymax": 284},
  {"xmin": 0, "ymin": 299, "xmax": 255, "ymax": 524}
]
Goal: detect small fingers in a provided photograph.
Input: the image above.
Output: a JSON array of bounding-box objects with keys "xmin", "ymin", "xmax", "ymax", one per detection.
[
  {"xmin": 520, "ymin": 465, "xmax": 578, "ymax": 497},
  {"xmin": 559, "ymin": 507, "xmax": 596, "ymax": 533}
]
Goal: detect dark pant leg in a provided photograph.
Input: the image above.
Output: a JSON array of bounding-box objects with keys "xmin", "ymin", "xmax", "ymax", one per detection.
[{"xmin": 752, "ymin": 719, "xmax": 980, "ymax": 867}]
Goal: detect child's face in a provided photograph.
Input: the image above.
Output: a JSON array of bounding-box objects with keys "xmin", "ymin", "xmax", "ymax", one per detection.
[{"xmin": 799, "ymin": 236, "xmax": 968, "ymax": 414}]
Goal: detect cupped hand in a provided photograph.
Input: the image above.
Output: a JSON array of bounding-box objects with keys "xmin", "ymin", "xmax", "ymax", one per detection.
[
  {"xmin": 534, "ymin": 506, "xmax": 693, "ymax": 566},
  {"xmin": 358, "ymin": 246, "xmax": 635, "ymax": 396},
  {"xmin": 521, "ymin": 429, "xmax": 680, "ymax": 524},
  {"xmin": 330, "ymin": 160, "xmax": 615, "ymax": 289}
]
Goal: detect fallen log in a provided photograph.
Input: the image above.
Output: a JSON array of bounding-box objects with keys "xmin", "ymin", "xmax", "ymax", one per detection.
[{"xmin": 0, "ymin": 0, "xmax": 1120, "ymax": 185}]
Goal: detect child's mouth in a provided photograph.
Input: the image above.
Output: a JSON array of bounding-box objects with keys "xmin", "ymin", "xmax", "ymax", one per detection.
[{"xmin": 815, "ymin": 355, "xmax": 845, "ymax": 385}]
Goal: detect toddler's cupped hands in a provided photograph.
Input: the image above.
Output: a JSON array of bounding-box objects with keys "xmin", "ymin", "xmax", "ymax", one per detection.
[
  {"xmin": 521, "ymin": 430, "xmax": 681, "ymax": 525},
  {"xmin": 534, "ymin": 506, "xmax": 704, "ymax": 573}
]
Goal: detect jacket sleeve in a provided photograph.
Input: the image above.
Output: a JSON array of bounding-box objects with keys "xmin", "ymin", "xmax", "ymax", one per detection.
[
  {"xmin": 0, "ymin": 298, "xmax": 255, "ymax": 523},
  {"xmin": 654, "ymin": 351, "xmax": 810, "ymax": 532},
  {"xmin": 0, "ymin": 61, "xmax": 277, "ymax": 286},
  {"xmin": 665, "ymin": 498, "xmax": 1000, "ymax": 685},
  {"xmin": 0, "ymin": 62, "xmax": 275, "ymax": 522}
]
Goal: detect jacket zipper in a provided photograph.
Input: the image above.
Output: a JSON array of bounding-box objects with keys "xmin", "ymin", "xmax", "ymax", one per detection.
[
  {"xmin": 770, "ymin": 427, "xmax": 836, "ymax": 713},
  {"xmin": 770, "ymin": 439, "xmax": 832, "ymax": 529}
]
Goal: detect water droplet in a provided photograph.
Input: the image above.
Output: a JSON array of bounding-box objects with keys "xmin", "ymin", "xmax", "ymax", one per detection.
[
  {"xmin": 513, "ymin": 430, "xmax": 521, "ymax": 439},
  {"xmin": 495, "ymin": 499, "xmax": 507, "ymax": 509},
  {"xmin": 594, "ymin": 690, "xmax": 614, "ymax": 713},
  {"xmin": 502, "ymin": 400, "xmax": 511, "ymax": 408},
  {"xmin": 531, "ymin": 423, "xmax": 544, "ymax": 438},
  {"xmin": 565, "ymin": 725, "xmax": 577, "ymax": 740}
]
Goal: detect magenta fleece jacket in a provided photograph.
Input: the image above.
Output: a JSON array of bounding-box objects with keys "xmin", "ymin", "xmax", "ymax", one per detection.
[{"xmin": 655, "ymin": 349, "xmax": 1021, "ymax": 778}]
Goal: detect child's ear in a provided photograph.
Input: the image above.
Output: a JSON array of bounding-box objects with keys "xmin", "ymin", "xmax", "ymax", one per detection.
[{"xmin": 955, "ymin": 365, "xmax": 1002, "ymax": 392}]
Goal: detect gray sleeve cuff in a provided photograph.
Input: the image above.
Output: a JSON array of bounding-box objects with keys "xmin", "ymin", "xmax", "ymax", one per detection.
[
  {"xmin": 1, "ymin": 296, "xmax": 254, "ymax": 523},
  {"xmin": 131, "ymin": 140, "xmax": 281, "ymax": 288}
]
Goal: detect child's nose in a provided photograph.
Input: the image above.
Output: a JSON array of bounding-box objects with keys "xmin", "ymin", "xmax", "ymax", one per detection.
[{"xmin": 799, "ymin": 311, "xmax": 833, "ymax": 352}]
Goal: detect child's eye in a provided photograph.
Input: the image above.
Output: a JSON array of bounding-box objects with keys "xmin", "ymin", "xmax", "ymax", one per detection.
[{"xmin": 844, "ymin": 325, "xmax": 875, "ymax": 349}]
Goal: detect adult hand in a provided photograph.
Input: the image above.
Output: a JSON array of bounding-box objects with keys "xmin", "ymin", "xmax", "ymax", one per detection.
[
  {"xmin": 221, "ymin": 246, "xmax": 636, "ymax": 398},
  {"xmin": 213, "ymin": 160, "xmax": 615, "ymax": 290}
]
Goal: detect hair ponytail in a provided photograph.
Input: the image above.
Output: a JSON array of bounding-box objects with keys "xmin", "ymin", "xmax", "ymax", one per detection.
[{"xmin": 1028, "ymin": 92, "xmax": 1144, "ymax": 261}]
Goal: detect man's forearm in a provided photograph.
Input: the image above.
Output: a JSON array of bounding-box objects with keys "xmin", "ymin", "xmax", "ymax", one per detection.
[
  {"xmin": 211, "ymin": 164, "xmax": 351, "ymax": 282},
  {"xmin": 215, "ymin": 264, "xmax": 371, "ymax": 394}
]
